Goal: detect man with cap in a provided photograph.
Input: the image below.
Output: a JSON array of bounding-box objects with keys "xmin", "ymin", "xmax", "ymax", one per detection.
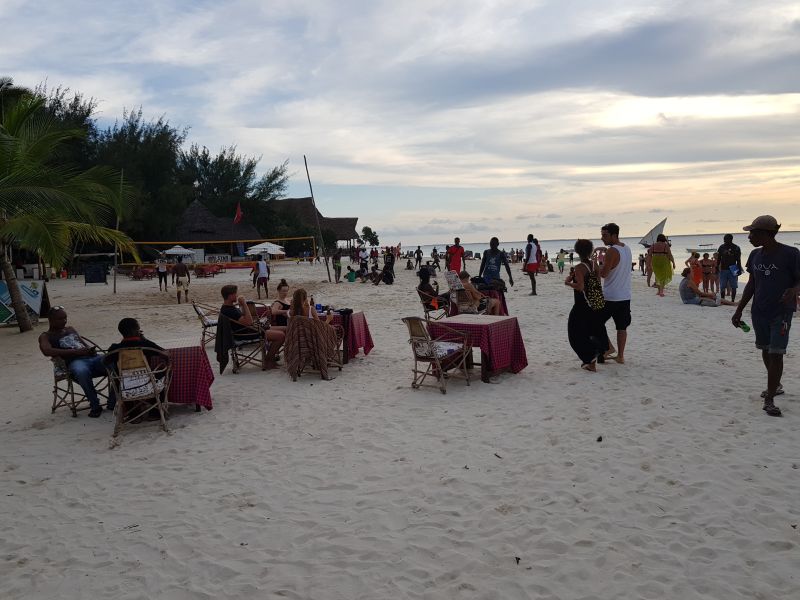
[{"xmin": 732, "ymin": 215, "xmax": 800, "ymax": 416}]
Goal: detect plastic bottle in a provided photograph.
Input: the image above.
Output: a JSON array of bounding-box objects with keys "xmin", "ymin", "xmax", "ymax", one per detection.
[{"xmin": 738, "ymin": 321, "xmax": 751, "ymax": 333}]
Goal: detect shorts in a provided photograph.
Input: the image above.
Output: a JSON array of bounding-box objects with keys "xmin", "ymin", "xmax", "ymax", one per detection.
[
  {"xmin": 719, "ymin": 269, "xmax": 738, "ymax": 291},
  {"xmin": 176, "ymin": 277, "xmax": 189, "ymax": 292},
  {"xmin": 525, "ymin": 263, "xmax": 538, "ymax": 273},
  {"xmin": 257, "ymin": 276, "xmax": 268, "ymax": 285},
  {"xmin": 603, "ymin": 299, "xmax": 631, "ymax": 330},
  {"xmin": 683, "ymin": 297, "xmax": 719, "ymax": 307},
  {"xmin": 752, "ymin": 312, "xmax": 792, "ymax": 354}
]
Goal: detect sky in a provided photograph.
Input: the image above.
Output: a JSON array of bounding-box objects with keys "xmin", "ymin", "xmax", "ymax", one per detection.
[{"xmin": 2, "ymin": 0, "xmax": 799, "ymax": 244}]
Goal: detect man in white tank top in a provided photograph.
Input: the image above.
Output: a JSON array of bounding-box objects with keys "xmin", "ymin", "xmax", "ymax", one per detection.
[{"xmin": 597, "ymin": 222, "xmax": 633, "ymax": 363}]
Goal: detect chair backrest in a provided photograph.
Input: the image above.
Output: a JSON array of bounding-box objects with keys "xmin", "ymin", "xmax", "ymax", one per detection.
[
  {"xmin": 403, "ymin": 316, "xmax": 430, "ymax": 340},
  {"xmin": 284, "ymin": 316, "xmax": 338, "ymax": 378},
  {"xmin": 452, "ymin": 289, "xmax": 477, "ymax": 313},
  {"xmin": 444, "ymin": 270, "xmax": 464, "ymax": 292},
  {"xmin": 192, "ymin": 301, "xmax": 216, "ymax": 326},
  {"xmin": 107, "ymin": 348, "xmax": 171, "ymax": 401}
]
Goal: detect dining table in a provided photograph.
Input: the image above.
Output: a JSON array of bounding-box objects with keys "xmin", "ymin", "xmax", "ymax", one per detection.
[
  {"xmin": 166, "ymin": 345, "xmax": 215, "ymax": 410},
  {"xmin": 427, "ymin": 314, "xmax": 527, "ymax": 383}
]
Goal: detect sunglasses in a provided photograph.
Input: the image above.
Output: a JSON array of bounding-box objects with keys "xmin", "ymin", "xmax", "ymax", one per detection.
[{"xmin": 48, "ymin": 305, "xmax": 66, "ymax": 316}]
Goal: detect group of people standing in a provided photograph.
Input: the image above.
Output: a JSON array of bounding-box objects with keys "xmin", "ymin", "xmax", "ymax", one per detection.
[{"xmin": 567, "ymin": 216, "xmax": 799, "ymax": 418}]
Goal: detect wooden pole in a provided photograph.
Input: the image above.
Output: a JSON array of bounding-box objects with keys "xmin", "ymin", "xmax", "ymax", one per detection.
[
  {"xmin": 303, "ymin": 155, "xmax": 332, "ymax": 282},
  {"xmin": 113, "ymin": 170, "xmax": 121, "ymax": 293}
]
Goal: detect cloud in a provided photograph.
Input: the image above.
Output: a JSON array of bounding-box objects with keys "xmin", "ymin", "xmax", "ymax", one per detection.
[{"xmin": 3, "ymin": 0, "xmax": 799, "ymax": 243}]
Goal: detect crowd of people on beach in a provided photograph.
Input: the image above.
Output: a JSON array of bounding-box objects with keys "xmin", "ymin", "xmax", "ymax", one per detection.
[{"xmin": 36, "ymin": 213, "xmax": 799, "ymax": 419}]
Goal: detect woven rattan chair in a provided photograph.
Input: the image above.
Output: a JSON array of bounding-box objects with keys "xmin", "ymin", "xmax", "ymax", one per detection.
[
  {"xmin": 402, "ymin": 316, "xmax": 470, "ymax": 394},
  {"xmin": 417, "ymin": 287, "xmax": 448, "ymax": 321},
  {"xmin": 104, "ymin": 347, "xmax": 172, "ymax": 442},
  {"xmin": 191, "ymin": 300, "xmax": 218, "ymax": 347},
  {"xmin": 215, "ymin": 315, "xmax": 269, "ymax": 374},
  {"xmin": 284, "ymin": 316, "xmax": 343, "ymax": 381},
  {"xmin": 49, "ymin": 337, "xmax": 109, "ymax": 417}
]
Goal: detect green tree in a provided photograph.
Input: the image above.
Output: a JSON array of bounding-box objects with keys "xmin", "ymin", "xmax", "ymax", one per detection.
[
  {"xmin": 0, "ymin": 95, "xmax": 138, "ymax": 332},
  {"xmin": 177, "ymin": 144, "xmax": 288, "ymax": 237},
  {"xmin": 94, "ymin": 109, "xmax": 189, "ymax": 241},
  {"xmin": 361, "ymin": 226, "xmax": 379, "ymax": 246}
]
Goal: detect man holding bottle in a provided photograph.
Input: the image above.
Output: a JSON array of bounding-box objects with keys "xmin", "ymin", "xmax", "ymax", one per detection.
[{"xmin": 732, "ymin": 215, "xmax": 800, "ymax": 416}]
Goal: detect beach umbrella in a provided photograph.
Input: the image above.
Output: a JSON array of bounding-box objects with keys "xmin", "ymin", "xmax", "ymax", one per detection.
[
  {"xmin": 246, "ymin": 242, "xmax": 285, "ymax": 256},
  {"xmin": 163, "ymin": 245, "xmax": 195, "ymax": 256}
]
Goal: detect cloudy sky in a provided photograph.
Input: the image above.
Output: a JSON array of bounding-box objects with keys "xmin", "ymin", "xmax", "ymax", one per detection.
[{"xmin": 3, "ymin": 0, "xmax": 799, "ymax": 243}]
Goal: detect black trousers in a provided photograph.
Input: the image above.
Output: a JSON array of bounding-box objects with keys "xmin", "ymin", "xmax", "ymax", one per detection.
[{"xmin": 568, "ymin": 303, "xmax": 609, "ymax": 364}]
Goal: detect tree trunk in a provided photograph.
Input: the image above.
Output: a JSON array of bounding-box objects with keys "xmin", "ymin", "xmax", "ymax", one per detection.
[{"xmin": 0, "ymin": 245, "xmax": 34, "ymax": 332}]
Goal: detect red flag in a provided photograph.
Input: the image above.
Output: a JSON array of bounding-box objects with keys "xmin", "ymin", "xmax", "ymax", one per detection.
[{"xmin": 233, "ymin": 202, "xmax": 243, "ymax": 224}]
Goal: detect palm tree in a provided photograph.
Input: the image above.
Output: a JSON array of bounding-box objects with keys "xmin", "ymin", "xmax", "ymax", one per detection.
[{"xmin": 0, "ymin": 93, "xmax": 138, "ymax": 332}]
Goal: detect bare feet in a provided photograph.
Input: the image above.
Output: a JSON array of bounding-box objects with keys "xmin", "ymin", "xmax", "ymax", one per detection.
[
  {"xmin": 613, "ymin": 356, "xmax": 625, "ymax": 364},
  {"xmin": 581, "ymin": 361, "xmax": 597, "ymax": 372}
]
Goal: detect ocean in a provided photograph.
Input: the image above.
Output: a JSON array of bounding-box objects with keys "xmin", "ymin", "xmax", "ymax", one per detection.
[{"xmin": 411, "ymin": 231, "xmax": 800, "ymax": 262}]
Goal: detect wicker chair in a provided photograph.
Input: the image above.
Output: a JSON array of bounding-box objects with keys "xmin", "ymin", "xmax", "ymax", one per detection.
[
  {"xmin": 215, "ymin": 315, "xmax": 269, "ymax": 374},
  {"xmin": 417, "ymin": 287, "xmax": 448, "ymax": 321},
  {"xmin": 104, "ymin": 347, "xmax": 172, "ymax": 441},
  {"xmin": 284, "ymin": 316, "xmax": 343, "ymax": 381},
  {"xmin": 191, "ymin": 300, "xmax": 218, "ymax": 347},
  {"xmin": 402, "ymin": 316, "xmax": 470, "ymax": 394},
  {"xmin": 50, "ymin": 336, "xmax": 109, "ymax": 417}
]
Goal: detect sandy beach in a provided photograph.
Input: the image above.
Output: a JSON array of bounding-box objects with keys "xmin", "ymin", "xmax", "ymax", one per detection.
[{"xmin": 1, "ymin": 260, "xmax": 798, "ymax": 600}]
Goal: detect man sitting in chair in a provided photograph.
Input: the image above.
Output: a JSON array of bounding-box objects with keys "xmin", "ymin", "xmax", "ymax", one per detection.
[
  {"xmin": 39, "ymin": 306, "xmax": 110, "ymax": 418},
  {"xmin": 219, "ymin": 284, "xmax": 285, "ymax": 369},
  {"xmin": 105, "ymin": 318, "xmax": 166, "ymax": 421}
]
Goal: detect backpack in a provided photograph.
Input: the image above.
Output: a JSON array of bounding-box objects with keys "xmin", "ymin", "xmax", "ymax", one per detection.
[{"xmin": 583, "ymin": 264, "xmax": 605, "ymax": 311}]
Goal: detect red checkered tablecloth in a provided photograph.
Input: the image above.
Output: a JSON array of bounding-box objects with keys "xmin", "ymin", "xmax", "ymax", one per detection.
[
  {"xmin": 346, "ymin": 311, "xmax": 374, "ymax": 358},
  {"xmin": 428, "ymin": 315, "xmax": 527, "ymax": 375},
  {"xmin": 313, "ymin": 311, "xmax": 375, "ymax": 361},
  {"xmin": 167, "ymin": 346, "xmax": 214, "ymax": 409}
]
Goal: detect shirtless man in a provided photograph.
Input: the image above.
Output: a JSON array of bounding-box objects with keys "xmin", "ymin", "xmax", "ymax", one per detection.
[
  {"xmin": 459, "ymin": 271, "xmax": 501, "ymax": 315},
  {"xmin": 596, "ymin": 223, "xmax": 632, "ymax": 364},
  {"xmin": 172, "ymin": 256, "xmax": 190, "ymax": 304},
  {"xmin": 39, "ymin": 307, "xmax": 110, "ymax": 417}
]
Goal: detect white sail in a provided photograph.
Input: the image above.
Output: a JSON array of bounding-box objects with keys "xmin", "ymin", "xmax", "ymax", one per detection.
[{"xmin": 638, "ymin": 218, "xmax": 667, "ymax": 247}]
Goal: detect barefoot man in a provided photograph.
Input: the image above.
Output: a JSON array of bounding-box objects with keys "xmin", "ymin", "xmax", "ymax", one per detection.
[
  {"xmin": 731, "ymin": 216, "xmax": 800, "ymax": 417},
  {"xmin": 523, "ymin": 234, "xmax": 539, "ymax": 295},
  {"xmin": 596, "ymin": 223, "xmax": 632, "ymax": 364},
  {"xmin": 172, "ymin": 256, "xmax": 190, "ymax": 304}
]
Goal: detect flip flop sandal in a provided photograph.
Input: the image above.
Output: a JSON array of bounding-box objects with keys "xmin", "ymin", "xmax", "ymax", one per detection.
[
  {"xmin": 760, "ymin": 385, "xmax": 784, "ymax": 398},
  {"xmin": 762, "ymin": 403, "xmax": 782, "ymax": 417}
]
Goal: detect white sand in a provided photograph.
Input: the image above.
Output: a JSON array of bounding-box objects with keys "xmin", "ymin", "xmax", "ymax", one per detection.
[{"xmin": 1, "ymin": 261, "xmax": 798, "ymax": 599}]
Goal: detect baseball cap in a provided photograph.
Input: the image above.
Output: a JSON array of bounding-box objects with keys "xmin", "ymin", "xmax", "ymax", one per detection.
[{"xmin": 743, "ymin": 215, "xmax": 780, "ymax": 232}]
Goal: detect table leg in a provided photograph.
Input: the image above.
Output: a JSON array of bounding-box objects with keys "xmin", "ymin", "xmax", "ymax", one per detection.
[
  {"xmin": 481, "ymin": 350, "xmax": 492, "ymax": 383},
  {"xmin": 341, "ymin": 313, "xmax": 351, "ymax": 364}
]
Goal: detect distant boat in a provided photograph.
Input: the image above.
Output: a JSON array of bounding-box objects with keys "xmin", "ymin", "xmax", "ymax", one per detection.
[
  {"xmin": 638, "ymin": 218, "xmax": 667, "ymax": 248},
  {"xmin": 698, "ymin": 243, "xmax": 714, "ymax": 247},
  {"xmin": 686, "ymin": 247, "xmax": 717, "ymax": 255}
]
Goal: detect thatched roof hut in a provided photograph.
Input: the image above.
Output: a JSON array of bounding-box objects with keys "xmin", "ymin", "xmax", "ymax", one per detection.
[
  {"xmin": 266, "ymin": 197, "xmax": 359, "ymax": 242},
  {"xmin": 176, "ymin": 200, "xmax": 262, "ymax": 242}
]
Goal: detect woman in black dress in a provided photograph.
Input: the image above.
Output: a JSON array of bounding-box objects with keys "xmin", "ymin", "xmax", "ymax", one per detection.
[{"xmin": 564, "ymin": 239, "xmax": 609, "ymax": 371}]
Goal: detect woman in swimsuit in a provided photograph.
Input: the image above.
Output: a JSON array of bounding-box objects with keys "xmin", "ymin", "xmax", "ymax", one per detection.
[
  {"xmin": 646, "ymin": 233, "xmax": 675, "ymax": 297},
  {"xmin": 685, "ymin": 252, "xmax": 702, "ymax": 286},
  {"xmin": 699, "ymin": 252, "xmax": 714, "ymax": 294}
]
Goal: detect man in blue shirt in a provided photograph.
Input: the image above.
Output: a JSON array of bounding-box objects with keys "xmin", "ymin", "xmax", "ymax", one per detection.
[
  {"xmin": 732, "ymin": 215, "xmax": 800, "ymax": 416},
  {"xmin": 479, "ymin": 237, "xmax": 514, "ymax": 288}
]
